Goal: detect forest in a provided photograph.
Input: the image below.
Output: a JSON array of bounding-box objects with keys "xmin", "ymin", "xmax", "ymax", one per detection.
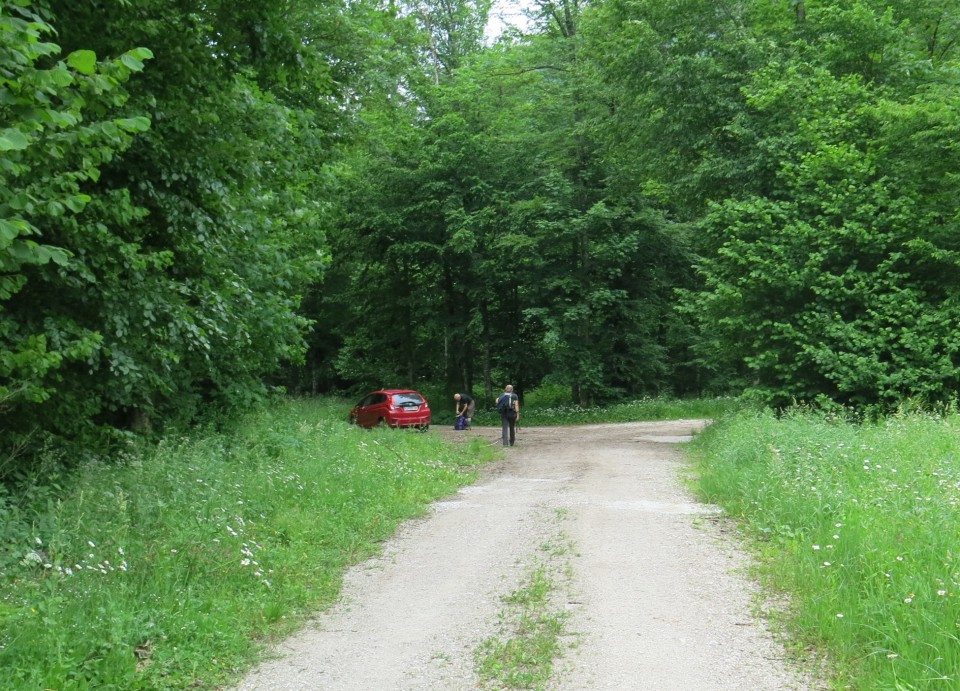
[{"xmin": 4, "ymin": 0, "xmax": 960, "ymax": 471}]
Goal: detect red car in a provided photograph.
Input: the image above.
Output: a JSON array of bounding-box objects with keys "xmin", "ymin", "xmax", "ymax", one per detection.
[{"xmin": 348, "ymin": 389, "xmax": 431, "ymax": 431}]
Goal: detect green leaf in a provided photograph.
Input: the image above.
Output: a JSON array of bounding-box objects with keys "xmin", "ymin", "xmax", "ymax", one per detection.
[
  {"xmin": 36, "ymin": 245, "xmax": 72, "ymax": 266},
  {"xmin": 67, "ymin": 49, "xmax": 97, "ymax": 75},
  {"xmin": 5, "ymin": 240, "xmax": 71, "ymax": 267},
  {"xmin": 0, "ymin": 220, "xmax": 17, "ymax": 244},
  {"xmin": 7, "ymin": 192, "xmax": 34, "ymax": 212},
  {"xmin": 128, "ymin": 47, "xmax": 154, "ymax": 61},
  {"xmin": 63, "ymin": 194, "xmax": 91, "ymax": 213},
  {"xmin": 115, "ymin": 116, "xmax": 151, "ymax": 132},
  {"xmin": 45, "ymin": 109, "xmax": 80, "ymax": 128},
  {"xmin": 6, "ymin": 240, "xmax": 40, "ymax": 262},
  {"xmin": 47, "ymin": 66, "xmax": 74, "ymax": 88},
  {"xmin": 0, "ymin": 218, "xmax": 33, "ymax": 245},
  {"xmin": 0, "ymin": 275, "xmax": 27, "ymax": 300},
  {"xmin": 119, "ymin": 53, "xmax": 144, "ymax": 71},
  {"xmin": 33, "ymin": 42, "xmax": 61, "ymax": 59},
  {"xmin": 0, "ymin": 128, "xmax": 30, "ymax": 151}
]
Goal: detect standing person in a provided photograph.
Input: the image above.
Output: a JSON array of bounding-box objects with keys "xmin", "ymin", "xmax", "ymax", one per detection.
[
  {"xmin": 453, "ymin": 392, "xmax": 475, "ymax": 429},
  {"xmin": 495, "ymin": 384, "xmax": 520, "ymax": 447}
]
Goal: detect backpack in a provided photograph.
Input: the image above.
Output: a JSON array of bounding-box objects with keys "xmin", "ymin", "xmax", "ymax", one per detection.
[{"xmin": 497, "ymin": 393, "xmax": 515, "ymax": 416}]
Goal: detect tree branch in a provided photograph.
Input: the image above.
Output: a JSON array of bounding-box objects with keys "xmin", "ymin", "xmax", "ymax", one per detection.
[{"xmin": 490, "ymin": 65, "xmax": 569, "ymax": 76}]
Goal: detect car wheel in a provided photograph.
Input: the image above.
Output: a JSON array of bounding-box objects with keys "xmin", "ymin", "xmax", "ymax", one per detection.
[
  {"xmin": 419, "ymin": 424, "xmax": 430, "ymax": 432},
  {"xmin": 377, "ymin": 418, "xmax": 387, "ymax": 428}
]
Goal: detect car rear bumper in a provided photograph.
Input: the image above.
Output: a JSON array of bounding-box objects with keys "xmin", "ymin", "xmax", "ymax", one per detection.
[{"xmin": 390, "ymin": 415, "xmax": 431, "ymax": 428}]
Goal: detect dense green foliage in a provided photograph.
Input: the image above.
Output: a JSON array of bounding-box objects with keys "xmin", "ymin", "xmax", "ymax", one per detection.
[
  {"xmin": 1, "ymin": 3, "xmax": 152, "ymax": 444},
  {"xmin": 677, "ymin": 4, "xmax": 960, "ymax": 408},
  {"xmin": 691, "ymin": 409, "xmax": 960, "ymax": 688},
  {"xmin": 0, "ymin": 398, "xmax": 492, "ymax": 688},
  {"xmin": 579, "ymin": 0, "xmax": 960, "ymax": 407},
  {"xmin": 304, "ymin": 0, "xmax": 960, "ymax": 412},
  {"xmin": 314, "ymin": 0, "xmax": 697, "ymax": 404},
  {"xmin": 6, "ymin": 0, "xmax": 960, "ymax": 462},
  {"xmin": 0, "ymin": 0, "xmax": 376, "ymax": 470}
]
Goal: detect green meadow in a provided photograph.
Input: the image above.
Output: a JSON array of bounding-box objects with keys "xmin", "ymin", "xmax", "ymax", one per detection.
[{"xmin": 690, "ymin": 409, "xmax": 960, "ymax": 689}]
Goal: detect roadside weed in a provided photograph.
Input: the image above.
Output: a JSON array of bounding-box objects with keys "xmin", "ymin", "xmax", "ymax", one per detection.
[
  {"xmin": 0, "ymin": 398, "xmax": 484, "ymax": 689},
  {"xmin": 476, "ymin": 522, "xmax": 575, "ymax": 689},
  {"xmin": 690, "ymin": 409, "xmax": 960, "ymax": 689}
]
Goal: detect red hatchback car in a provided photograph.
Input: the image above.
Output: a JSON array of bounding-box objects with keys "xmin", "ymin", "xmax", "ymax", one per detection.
[{"xmin": 348, "ymin": 389, "xmax": 431, "ymax": 431}]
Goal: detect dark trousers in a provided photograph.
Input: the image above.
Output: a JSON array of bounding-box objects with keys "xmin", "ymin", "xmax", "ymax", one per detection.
[{"xmin": 501, "ymin": 414, "xmax": 516, "ymax": 446}]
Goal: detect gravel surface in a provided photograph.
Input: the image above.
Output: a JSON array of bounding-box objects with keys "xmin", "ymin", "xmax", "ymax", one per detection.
[{"xmin": 236, "ymin": 421, "xmax": 821, "ymax": 690}]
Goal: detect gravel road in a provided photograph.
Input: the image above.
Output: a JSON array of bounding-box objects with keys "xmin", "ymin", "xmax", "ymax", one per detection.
[{"xmin": 236, "ymin": 421, "xmax": 820, "ymax": 690}]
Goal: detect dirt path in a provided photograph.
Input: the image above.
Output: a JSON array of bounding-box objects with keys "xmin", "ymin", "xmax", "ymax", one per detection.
[{"xmin": 236, "ymin": 421, "xmax": 817, "ymax": 690}]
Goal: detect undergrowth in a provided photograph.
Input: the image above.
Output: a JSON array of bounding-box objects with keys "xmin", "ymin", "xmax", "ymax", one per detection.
[
  {"xmin": 466, "ymin": 395, "xmax": 746, "ymax": 428},
  {"xmin": 689, "ymin": 408, "xmax": 960, "ymax": 689},
  {"xmin": 0, "ymin": 397, "xmax": 495, "ymax": 689}
]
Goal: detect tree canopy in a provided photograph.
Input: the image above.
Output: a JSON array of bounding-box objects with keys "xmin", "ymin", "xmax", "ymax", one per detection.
[{"xmin": 4, "ymin": 0, "xmax": 960, "ymax": 470}]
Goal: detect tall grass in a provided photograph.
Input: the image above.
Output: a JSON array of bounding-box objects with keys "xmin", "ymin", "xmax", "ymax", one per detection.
[
  {"xmin": 0, "ymin": 397, "xmax": 494, "ymax": 689},
  {"xmin": 690, "ymin": 408, "xmax": 960, "ymax": 689}
]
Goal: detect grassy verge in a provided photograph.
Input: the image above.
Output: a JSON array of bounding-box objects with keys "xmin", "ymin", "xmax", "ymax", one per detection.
[
  {"xmin": 689, "ymin": 408, "xmax": 960, "ymax": 689},
  {"xmin": 475, "ymin": 510, "xmax": 575, "ymax": 689},
  {"xmin": 465, "ymin": 395, "xmax": 745, "ymax": 428},
  {"xmin": 0, "ymin": 397, "xmax": 496, "ymax": 689}
]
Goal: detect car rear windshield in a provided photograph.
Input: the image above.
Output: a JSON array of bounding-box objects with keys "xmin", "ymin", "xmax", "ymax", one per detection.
[{"xmin": 392, "ymin": 393, "xmax": 424, "ymax": 405}]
